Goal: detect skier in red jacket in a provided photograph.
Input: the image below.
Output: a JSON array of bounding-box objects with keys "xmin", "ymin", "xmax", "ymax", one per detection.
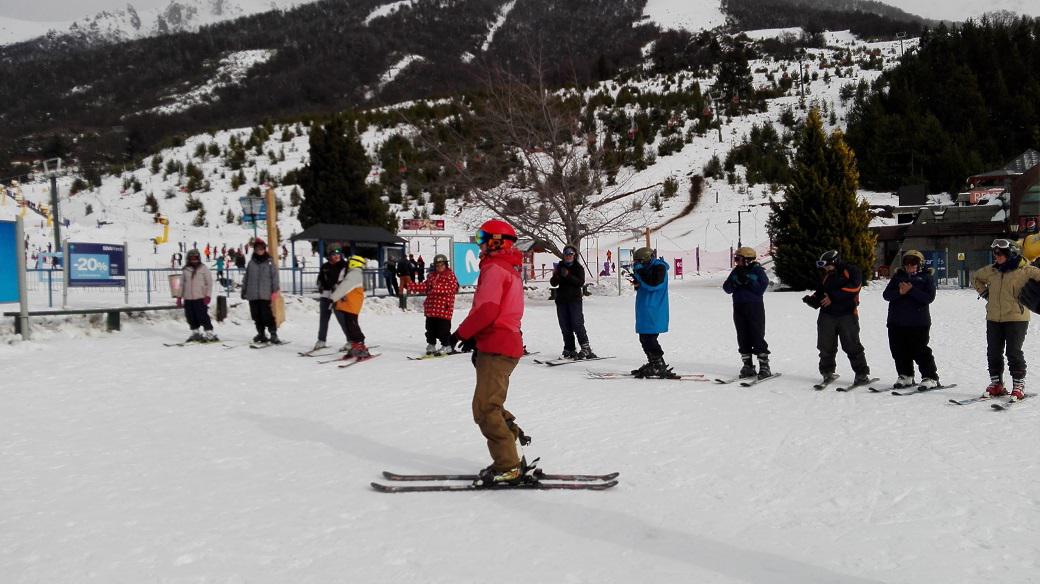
[
  {"xmin": 405, "ymin": 253, "xmax": 460, "ymax": 355},
  {"xmin": 448, "ymin": 219, "xmax": 530, "ymax": 487}
]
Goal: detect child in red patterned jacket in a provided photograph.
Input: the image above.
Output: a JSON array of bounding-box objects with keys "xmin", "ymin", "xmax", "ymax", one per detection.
[{"xmin": 406, "ymin": 253, "xmax": 460, "ymax": 355}]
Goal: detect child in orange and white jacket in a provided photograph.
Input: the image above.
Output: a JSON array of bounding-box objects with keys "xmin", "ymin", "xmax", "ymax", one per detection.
[{"xmin": 332, "ymin": 255, "xmax": 372, "ymax": 359}]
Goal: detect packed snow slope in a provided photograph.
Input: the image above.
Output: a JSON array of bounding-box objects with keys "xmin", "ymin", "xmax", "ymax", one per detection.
[{"xmin": 2, "ymin": 279, "xmax": 1039, "ymax": 583}]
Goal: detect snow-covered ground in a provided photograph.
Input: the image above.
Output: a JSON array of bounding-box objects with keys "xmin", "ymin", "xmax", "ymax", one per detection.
[
  {"xmin": 2, "ymin": 278, "xmax": 1039, "ymax": 583},
  {"xmin": 641, "ymin": 0, "xmax": 726, "ymax": 32},
  {"xmin": 146, "ymin": 49, "xmax": 278, "ymax": 116}
]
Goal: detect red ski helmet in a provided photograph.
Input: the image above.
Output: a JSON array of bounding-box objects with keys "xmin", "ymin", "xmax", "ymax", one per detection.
[
  {"xmin": 253, "ymin": 238, "xmax": 267, "ymax": 248},
  {"xmin": 475, "ymin": 219, "xmax": 517, "ymax": 250}
]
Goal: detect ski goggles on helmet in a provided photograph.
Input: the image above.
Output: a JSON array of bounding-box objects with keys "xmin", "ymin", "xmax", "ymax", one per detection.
[
  {"xmin": 991, "ymin": 238, "xmax": 1013, "ymax": 251},
  {"xmin": 474, "ymin": 229, "xmax": 517, "ymax": 246}
]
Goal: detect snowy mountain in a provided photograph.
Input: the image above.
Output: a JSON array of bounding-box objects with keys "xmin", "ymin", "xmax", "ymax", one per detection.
[
  {"xmin": 0, "ymin": 0, "xmax": 316, "ymax": 46},
  {"xmin": 1, "ymin": 28, "xmax": 906, "ymax": 279}
]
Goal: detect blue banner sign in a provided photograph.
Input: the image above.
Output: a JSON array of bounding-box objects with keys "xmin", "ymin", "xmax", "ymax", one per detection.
[
  {"xmin": 452, "ymin": 242, "xmax": 481, "ymax": 287},
  {"xmin": 68, "ymin": 242, "xmax": 127, "ymax": 287},
  {"xmin": 0, "ymin": 220, "xmax": 17, "ymax": 303}
]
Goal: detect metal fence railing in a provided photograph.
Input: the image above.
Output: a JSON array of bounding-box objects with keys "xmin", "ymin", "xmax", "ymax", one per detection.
[{"xmin": 24, "ymin": 268, "xmax": 405, "ymax": 308}]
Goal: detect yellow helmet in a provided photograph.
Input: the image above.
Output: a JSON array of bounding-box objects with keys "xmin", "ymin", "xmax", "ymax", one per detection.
[
  {"xmin": 347, "ymin": 255, "xmax": 367, "ymax": 269},
  {"xmin": 1022, "ymin": 234, "xmax": 1040, "ymax": 262},
  {"xmin": 735, "ymin": 246, "xmax": 756, "ymax": 260}
]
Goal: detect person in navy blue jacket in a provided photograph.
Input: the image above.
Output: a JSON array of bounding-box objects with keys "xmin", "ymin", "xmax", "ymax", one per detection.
[
  {"xmin": 723, "ymin": 247, "xmax": 771, "ymax": 379},
  {"xmin": 628, "ymin": 247, "xmax": 675, "ymax": 378},
  {"xmin": 882, "ymin": 250, "xmax": 940, "ymax": 389}
]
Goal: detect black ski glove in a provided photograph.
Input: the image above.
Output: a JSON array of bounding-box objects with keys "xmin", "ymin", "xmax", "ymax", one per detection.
[{"xmin": 448, "ymin": 332, "xmax": 477, "ymax": 353}]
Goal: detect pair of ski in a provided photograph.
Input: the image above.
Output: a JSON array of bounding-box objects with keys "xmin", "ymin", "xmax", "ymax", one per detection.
[
  {"xmin": 163, "ymin": 340, "xmax": 220, "ymax": 347},
  {"xmin": 586, "ymin": 370, "xmax": 707, "ymax": 381},
  {"xmin": 371, "ymin": 469, "xmax": 619, "ymax": 493},
  {"xmin": 533, "ymin": 356, "xmax": 615, "ymax": 367},
  {"xmin": 950, "ymin": 392, "xmax": 1035, "ymax": 410},
  {"xmin": 406, "ymin": 350, "xmax": 465, "ymax": 361},
  {"xmin": 869, "ymin": 383, "xmax": 958, "ymax": 396},
  {"xmin": 249, "ymin": 340, "xmax": 289, "ymax": 349},
  {"xmin": 713, "ymin": 373, "xmax": 783, "ymax": 387},
  {"xmin": 810, "ymin": 374, "xmax": 880, "ymax": 392}
]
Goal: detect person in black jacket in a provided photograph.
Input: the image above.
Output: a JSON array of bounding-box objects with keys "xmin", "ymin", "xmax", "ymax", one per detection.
[
  {"xmin": 550, "ymin": 245, "xmax": 597, "ymax": 359},
  {"xmin": 384, "ymin": 260, "xmax": 399, "ymax": 296},
  {"xmin": 803, "ymin": 250, "xmax": 871, "ymax": 385},
  {"xmin": 312, "ymin": 246, "xmax": 351, "ymax": 351},
  {"xmin": 722, "ymin": 247, "xmax": 771, "ymax": 379},
  {"xmin": 882, "ymin": 250, "xmax": 940, "ymax": 389}
]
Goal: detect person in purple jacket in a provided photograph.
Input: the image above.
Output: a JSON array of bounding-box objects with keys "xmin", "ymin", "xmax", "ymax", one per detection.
[
  {"xmin": 882, "ymin": 250, "xmax": 940, "ymax": 389},
  {"xmin": 723, "ymin": 247, "xmax": 770, "ymax": 379}
]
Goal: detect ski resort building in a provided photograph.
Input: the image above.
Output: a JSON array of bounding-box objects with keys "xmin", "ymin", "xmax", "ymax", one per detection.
[{"xmin": 872, "ymin": 150, "xmax": 1040, "ymax": 284}]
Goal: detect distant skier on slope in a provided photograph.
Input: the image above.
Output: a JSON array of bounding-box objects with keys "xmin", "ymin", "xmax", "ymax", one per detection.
[
  {"xmin": 550, "ymin": 244, "xmax": 597, "ymax": 360},
  {"xmin": 722, "ymin": 247, "xmax": 770, "ymax": 379},
  {"xmin": 332, "ymin": 255, "xmax": 373, "ymax": 360},
  {"xmin": 312, "ymin": 246, "xmax": 351, "ymax": 352},
  {"xmin": 177, "ymin": 249, "xmax": 218, "ymax": 343},
  {"xmin": 447, "ymin": 219, "xmax": 530, "ymax": 487},
  {"xmin": 803, "ymin": 250, "xmax": 870, "ymax": 386},
  {"xmin": 882, "ymin": 250, "xmax": 940, "ymax": 389},
  {"xmin": 972, "ymin": 239, "xmax": 1040, "ymax": 400},
  {"xmin": 241, "ymin": 238, "xmax": 281, "ymax": 344},
  {"xmin": 405, "ymin": 253, "xmax": 459, "ymax": 355},
  {"xmin": 628, "ymin": 247, "xmax": 676, "ymax": 379}
]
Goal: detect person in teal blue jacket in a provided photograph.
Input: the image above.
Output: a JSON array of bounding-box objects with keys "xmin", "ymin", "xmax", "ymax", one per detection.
[{"xmin": 629, "ymin": 247, "xmax": 675, "ymax": 378}]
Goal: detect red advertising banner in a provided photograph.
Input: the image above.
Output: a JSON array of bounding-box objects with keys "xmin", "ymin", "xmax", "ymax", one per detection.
[
  {"xmin": 401, "ymin": 219, "xmax": 445, "ymax": 231},
  {"xmin": 674, "ymin": 257, "xmax": 684, "ymax": 277}
]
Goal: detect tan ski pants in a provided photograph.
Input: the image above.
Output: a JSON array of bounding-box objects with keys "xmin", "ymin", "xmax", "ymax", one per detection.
[{"xmin": 471, "ymin": 351, "xmax": 521, "ymax": 471}]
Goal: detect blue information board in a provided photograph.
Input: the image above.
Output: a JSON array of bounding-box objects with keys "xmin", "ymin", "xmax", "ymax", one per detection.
[
  {"xmin": 0, "ymin": 220, "xmax": 17, "ymax": 303},
  {"xmin": 923, "ymin": 250, "xmax": 947, "ymax": 280},
  {"xmin": 452, "ymin": 242, "xmax": 481, "ymax": 287},
  {"xmin": 68, "ymin": 242, "xmax": 127, "ymax": 287}
]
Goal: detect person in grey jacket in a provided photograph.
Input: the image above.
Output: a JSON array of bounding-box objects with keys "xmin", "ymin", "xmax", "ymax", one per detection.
[
  {"xmin": 241, "ymin": 238, "xmax": 281, "ymax": 343},
  {"xmin": 178, "ymin": 248, "xmax": 217, "ymax": 343}
]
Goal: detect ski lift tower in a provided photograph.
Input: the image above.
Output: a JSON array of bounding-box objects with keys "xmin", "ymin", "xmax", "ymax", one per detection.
[{"xmin": 43, "ymin": 158, "xmax": 65, "ymax": 254}]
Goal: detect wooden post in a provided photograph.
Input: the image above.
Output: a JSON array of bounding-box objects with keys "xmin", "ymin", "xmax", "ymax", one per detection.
[{"xmin": 265, "ymin": 187, "xmax": 280, "ymax": 269}]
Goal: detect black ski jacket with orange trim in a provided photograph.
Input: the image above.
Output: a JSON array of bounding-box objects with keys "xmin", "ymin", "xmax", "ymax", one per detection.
[{"xmin": 815, "ymin": 262, "xmax": 862, "ymax": 317}]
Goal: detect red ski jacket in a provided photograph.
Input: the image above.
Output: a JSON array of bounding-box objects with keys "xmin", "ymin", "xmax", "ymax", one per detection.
[
  {"xmin": 406, "ymin": 269, "xmax": 459, "ymax": 320},
  {"xmin": 455, "ymin": 248, "xmax": 525, "ymax": 358}
]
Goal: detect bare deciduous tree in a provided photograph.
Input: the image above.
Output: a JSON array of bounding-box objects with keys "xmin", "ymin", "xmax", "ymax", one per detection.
[{"xmin": 416, "ymin": 64, "xmax": 659, "ymax": 257}]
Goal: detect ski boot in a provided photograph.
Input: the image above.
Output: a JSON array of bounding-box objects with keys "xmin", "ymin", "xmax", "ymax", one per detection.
[
  {"xmin": 312, "ymin": 340, "xmax": 328, "ymax": 351},
  {"xmin": 631, "ymin": 361, "xmax": 654, "ymax": 378},
  {"xmin": 560, "ymin": 349, "xmax": 578, "ymax": 360},
  {"xmin": 203, "ymin": 330, "xmax": 219, "ymax": 343},
  {"xmin": 425, "ymin": 343, "xmax": 437, "ymax": 355},
  {"xmin": 985, "ymin": 380, "xmax": 1007, "ymax": 397},
  {"xmin": 919, "ymin": 378, "xmax": 940, "ymax": 390},
  {"xmin": 349, "ymin": 341, "xmax": 371, "ymax": 359},
  {"xmin": 269, "ymin": 332, "xmax": 281, "ymax": 345},
  {"xmin": 252, "ymin": 333, "xmax": 269, "ymax": 343},
  {"xmin": 473, "ymin": 465, "xmax": 524, "ymax": 487},
  {"xmin": 576, "ymin": 343, "xmax": 598, "ymax": 360},
  {"xmin": 1011, "ymin": 378, "xmax": 1025, "ymax": 401},
  {"xmin": 645, "ymin": 355, "xmax": 678, "ymax": 379},
  {"xmin": 756, "ymin": 353, "xmax": 771, "ymax": 380},
  {"xmin": 186, "ymin": 330, "xmax": 204, "ymax": 343},
  {"xmin": 853, "ymin": 373, "xmax": 872, "ymax": 386},
  {"xmin": 893, "ymin": 374, "xmax": 916, "ymax": 389},
  {"xmin": 739, "ymin": 354, "xmax": 756, "ymax": 379}
]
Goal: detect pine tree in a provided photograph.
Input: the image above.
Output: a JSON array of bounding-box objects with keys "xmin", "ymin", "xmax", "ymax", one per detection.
[
  {"xmin": 298, "ymin": 117, "xmax": 393, "ymax": 230},
  {"xmin": 767, "ymin": 109, "xmax": 875, "ymax": 290}
]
